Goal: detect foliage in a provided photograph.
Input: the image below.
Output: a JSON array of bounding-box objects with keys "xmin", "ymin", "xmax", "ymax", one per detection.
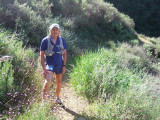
[
  {"xmin": 116, "ymin": 43, "xmax": 160, "ymax": 75},
  {"xmin": 0, "ymin": 28, "xmax": 12, "ymax": 55},
  {"xmin": 0, "ymin": 61, "xmax": 14, "ymax": 103},
  {"xmin": 0, "ymin": 0, "xmax": 160, "ymax": 119},
  {"xmin": 144, "ymin": 36, "xmax": 160, "ymax": 58},
  {"xmin": 0, "ymin": 27, "xmax": 42, "ymax": 118},
  {"xmin": 62, "ymin": 0, "xmax": 136, "ymax": 43},
  {"xmin": 93, "ymin": 90, "xmax": 160, "ymax": 119},
  {"xmin": 104, "ymin": 0, "xmax": 160, "ymax": 37},
  {"xmin": 70, "ymin": 47, "xmax": 160, "ymax": 119},
  {"xmin": 0, "ymin": 0, "xmax": 52, "ymax": 47},
  {"xmin": 0, "ymin": 0, "xmax": 137, "ymax": 51},
  {"xmin": 14, "ymin": 1, "xmax": 51, "ymax": 47},
  {"xmin": 16, "ymin": 103, "xmax": 57, "ymax": 120},
  {"xmin": 70, "ymin": 49, "xmax": 143, "ymax": 101}
]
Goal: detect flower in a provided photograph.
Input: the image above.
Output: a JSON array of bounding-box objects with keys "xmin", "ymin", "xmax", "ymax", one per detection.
[
  {"xmin": 7, "ymin": 93, "xmax": 12, "ymax": 96},
  {"xmin": 9, "ymin": 108, "xmax": 12, "ymax": 111},
  {"xmin": 2, "ymin": 73, "xmax": 5, "ymax": 76},
  {"xmin": 18, "ymin": 112, "xmax": 21, "ymax": 115},
  {"xmin": 18, "ymin": 100, "xmax": 21, "ymax": 103},
  {"xmin": 18, "ymin": 69, "xmax": 21, "ymax": 72}
]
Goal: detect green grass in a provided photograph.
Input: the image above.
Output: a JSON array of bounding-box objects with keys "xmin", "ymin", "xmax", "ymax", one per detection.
[
  {"xmin": 70, "ymin": 47, "xmax": 160, "ymax": 119},
  {"xmin": 89, "ymin": 90, "xmax": 160, "ymax": 120},
  {"xmin": 70, "ymin": 49, "xmax": 141, "ymax": 101}
]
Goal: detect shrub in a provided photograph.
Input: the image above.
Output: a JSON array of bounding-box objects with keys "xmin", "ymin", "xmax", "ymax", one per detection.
[
  {"xmin": 73, "ymin": 0, "xmax": 136, "ymax": 43},
  {"xmin": 70, "ymin": 47, "xmax": 160, "ymax": 119},
  {"xmin": 0, "ymin": 28, "xmax": 12, "ymax": 55},
  {"xmin": 0, "ymin": 61, "xmax": 14, "ymax": 103},
  {"xmin": 14, "ymin": 1, "xmax": 49, "ymax": 47},
  {"xmin": 0, "ymin": 0, "xmax": 52, "ymax": 47},
  {"xmin": 70, "ymin": 49, "xmax": 142, "ymax": 101},
  {"xmin": 94, "ymin": 89, "xmax": 160, "ymax": 119},
  {"xmin": 0, "ymin": 27, "xmax": 42, "ymax": 119},
  {"xmin": 116, "ymin": 43, "xmax": 160, "ymax": 75}
]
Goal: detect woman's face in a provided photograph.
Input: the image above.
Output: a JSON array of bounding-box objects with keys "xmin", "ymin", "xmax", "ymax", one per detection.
[{"xmin": 50, "ymin": 27, "xmax": 60, "ymax": 37}]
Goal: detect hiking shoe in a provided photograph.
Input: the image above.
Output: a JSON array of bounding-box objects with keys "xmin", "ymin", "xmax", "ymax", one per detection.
[{"xmin": 56, "ymin": 98, "xmax": 65, "ymax": 108}]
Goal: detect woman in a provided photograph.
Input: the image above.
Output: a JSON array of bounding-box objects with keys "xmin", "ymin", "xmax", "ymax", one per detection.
[{"xmin": 40, "ymin": 23, "xmax": 67, "ymax": 106}]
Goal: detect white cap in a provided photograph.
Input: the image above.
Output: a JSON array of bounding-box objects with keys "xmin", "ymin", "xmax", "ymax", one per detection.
[{"xmin": 49, "ymin": 23, "xmax": 60, "ymax": 30}]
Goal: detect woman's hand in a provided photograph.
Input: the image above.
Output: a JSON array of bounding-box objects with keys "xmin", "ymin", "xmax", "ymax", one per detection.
[{"xmin": 43, "ymin": 68, "xmax": 50, "ymax": 78}]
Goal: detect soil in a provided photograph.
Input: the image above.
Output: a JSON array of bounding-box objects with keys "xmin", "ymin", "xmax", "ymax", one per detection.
[{"xmin": 56, "ymin": 82, "xmax": 90, "ymax": 120}]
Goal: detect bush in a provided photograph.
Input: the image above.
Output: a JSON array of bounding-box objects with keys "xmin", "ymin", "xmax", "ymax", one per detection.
[
  {"xmin": 116, "ymin": 43, "xmax": 160, "ymax": 75},
  {"xmin": 0, "ymin": 61, "xmax": 14, "ymax": 103},
  {"xmin": 0, "ymin": 28, "xmax": 12, "ymax": 55},
  {"xmin": 0, "ymin": 27, "xmax": 43, "ymax": 119},
  {"xmin": 70, "ymin": 47, "xmax": 160, "ymax": 119},
  {"xmin": 14, "ymin": 1, "xmax": 49, "ymax": 47},
  {"xmin": 94, "ymin": 89, "xmax": 160, "ymax": 119},
  {"xmin": 70, "ymin": 49, "xmax": 142, "ymax": 101},
  {"xmin": 0, "ymin": 0, "xmax": 52, "ymax": 47},
  {"xmin": 73, "ymin": 0, "xmax": 136, "ymax": 43}
]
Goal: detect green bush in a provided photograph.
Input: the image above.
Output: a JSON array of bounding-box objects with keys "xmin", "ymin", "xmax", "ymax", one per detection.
[
  {"xmin": 73, "ymin": 0, "xmax": 136, "ymax": 42},
  {"xmin": 0, "ymin": 28, "xmax": 12, "ymax": 55},
  {"xmin": 70, "ymin": 47, "xmax": 160, "ymax": 119},
  {"xmin": 14, "ymin": 1, "xmax": 49, "ymax": 47},
  {"xmin": 0, "ymin": 61, "xmax": 14, "ymax": 102},
  {"xmin": 1, "ymin": 0, "xmax": 137, "ymax": 51},
  {"xmin": 70, "ymin": 49, "xmax": 142, "ymax": 101},
  {"xmin": 0, "ymin": 0, "xmax": 52, "ymax": 47},
  {"xmin": 0, "ymin": 27, "xmax": 42, "ymax": 118},
  {"xmin": 116, "ymin": 43, "xmax": 160, "ymax": 75},
  {"xmin": 94, "ymin": 90, "xmax": 160, "ymax": 119}
]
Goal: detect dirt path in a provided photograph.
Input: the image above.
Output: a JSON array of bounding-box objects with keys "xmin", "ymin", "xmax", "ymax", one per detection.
[
  {"xmin": 137, "ymin": 35, "xmax": 153, "ymax": 45},
  {"xmin": 56, "ymin": 82, "xmax": 90, "ymax": 120}
]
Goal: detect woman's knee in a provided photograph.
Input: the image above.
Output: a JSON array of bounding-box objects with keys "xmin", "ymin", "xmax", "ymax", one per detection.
[{"xmin": 55, "ymin": 74, "xmax": 62, "ymax": 83}]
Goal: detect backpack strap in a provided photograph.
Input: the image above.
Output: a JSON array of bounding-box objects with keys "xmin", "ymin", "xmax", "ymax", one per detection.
[
  {"xmin": 47, "ymin": 36, "xmax": 55, "ymax": 54},
  {"xmin": 58, "ymin": 36, "xmax": 64, "ymax": 54},
  {"xmin": 44, "ymin": 36, "xmax": 54, "ymax": 56},
  {"xmin": 45, "ymin": 36, "xmax": 64, "ymax": 55}
]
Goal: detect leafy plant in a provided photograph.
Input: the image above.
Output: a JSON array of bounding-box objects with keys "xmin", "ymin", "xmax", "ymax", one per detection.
[{"xmin": 0, "ymin": 60, "xmax": 14, "ymax": 103}]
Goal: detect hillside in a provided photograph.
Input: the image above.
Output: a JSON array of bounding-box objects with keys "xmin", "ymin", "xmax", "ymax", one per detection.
[
  {"xmin": 0, "ymin": 0, "xmax": 160, "ymax": 119},
  {"xmin": 104, "ymin": 0, "xmax": 160, "ymax": 37}
]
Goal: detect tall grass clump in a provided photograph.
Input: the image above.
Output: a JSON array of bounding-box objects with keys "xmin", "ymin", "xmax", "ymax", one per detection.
[
  {"xmin": 116, "ymin": 43, "xmax": 160, "ymax": 75},
  {"xmin": 70, "ymin": 46, "xmax": 160, "ymax": 119},
  {"xmin": 89, "ymin": 72, "xmax": 160, "ymax": 119},
  {"xmin": 0, "ymin": 28, "xmax": 13, "ymax": 55},
  {"xmin": 0, "ymin": 61, "xmax": 14, "ymax": 103},
  {"xmin": 70, "ymin": 48, "xmax": 142, "ymax": 101},
  {"xmin": 142, "ymin": 35, "xmax": 160, "ymax": 58},
  {"xmin": 91, "ymin": 89, "xmax": 160, "ymax": 119}
]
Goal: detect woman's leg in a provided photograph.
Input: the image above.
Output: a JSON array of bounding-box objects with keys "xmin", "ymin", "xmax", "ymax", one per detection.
[
  {"xmin": 43, "ymin": 71, "xmax": 53, "ymax": 100},
  {"xmin": 55, "ymin": 73, "xmax": 62, "ymax": 98}
]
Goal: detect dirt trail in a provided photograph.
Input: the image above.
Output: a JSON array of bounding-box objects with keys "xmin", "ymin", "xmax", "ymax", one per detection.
[
  {"xmin": 137, "ymin": 35, "xmax": 153, "ymax": 45},
  {"xmin": 56, "ymin": 82, "xmax": 90, "ymax": 120}
]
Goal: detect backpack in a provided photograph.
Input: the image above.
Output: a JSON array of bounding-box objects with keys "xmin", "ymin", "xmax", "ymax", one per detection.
[{"xmin": 44, "ymin": 36, "xmax": 64, "ymax": 56}]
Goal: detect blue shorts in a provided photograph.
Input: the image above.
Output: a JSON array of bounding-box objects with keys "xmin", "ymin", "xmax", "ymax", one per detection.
[{"xmin": 46, "ymin": 64, "xmax": 62, "ymax": 74}]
